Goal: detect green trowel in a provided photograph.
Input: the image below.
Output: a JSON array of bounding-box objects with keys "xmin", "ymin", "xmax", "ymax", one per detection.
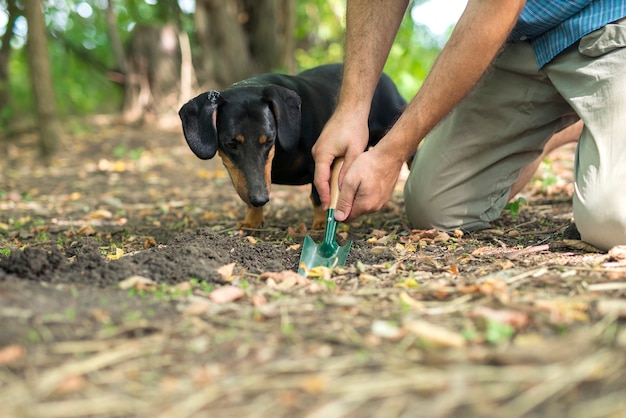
[{"xmin": 298, "ymin": 158, "xmax": 352, "ymax": 275}]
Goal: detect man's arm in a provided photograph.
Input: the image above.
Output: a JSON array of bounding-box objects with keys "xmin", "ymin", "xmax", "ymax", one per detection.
[
  {"xmin": 374, "ymin": 0, "xmax": 527, "ymax": 165},
  {"xmin": 329, "ymin": 0, "xmax": 527, "ymax": 222},
  {"xmin": 312, "ymin": 0, "xmax": 409, "ymax": 209}
]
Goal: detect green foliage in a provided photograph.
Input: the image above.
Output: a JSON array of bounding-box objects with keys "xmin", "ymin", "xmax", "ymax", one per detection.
[
  {"xmin": 294, "ymin": 0, "xmax": 346, "ymax": 68},
  {"xmin": 383, "ymin": 16, "xmax": 441, "ymax": 99},
  {"xmin": 485, "ymin": 320, "xmax": 516, "ymax": 345},
  {"xmin": 538, "ymin": 157, "xmax": 559, "ymax": 191},
  {"xmin": 504, "ymin": 197, "xmax": 527, "ymax": 221},
  {"xmin": 2, "ymin": 1, "xmax": 446, "ymax": 122},
  {"xmin": 294, "ymin": 0, "xmax": 444, "ymax": 101}
]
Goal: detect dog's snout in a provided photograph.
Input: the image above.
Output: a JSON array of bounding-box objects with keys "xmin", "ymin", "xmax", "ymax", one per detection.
[{"xmin": 249, "ymin": 194, "xmax": 269, "ymax": 207}]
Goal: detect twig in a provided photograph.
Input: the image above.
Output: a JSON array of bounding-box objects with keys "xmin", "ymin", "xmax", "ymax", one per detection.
[{"xmin": 505, "ymin": 244, "xmax": 550, "ymax": 260}]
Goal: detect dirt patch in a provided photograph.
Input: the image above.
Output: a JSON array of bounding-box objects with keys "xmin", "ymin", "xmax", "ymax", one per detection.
[{"xmin": 1, "ymin": 123, "xmax": 625, "ymax": 417}]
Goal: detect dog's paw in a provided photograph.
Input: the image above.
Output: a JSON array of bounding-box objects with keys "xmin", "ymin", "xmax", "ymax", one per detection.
[{"xmin": 236, "ymin": 220, "xmax": 263, "ymax": 230}]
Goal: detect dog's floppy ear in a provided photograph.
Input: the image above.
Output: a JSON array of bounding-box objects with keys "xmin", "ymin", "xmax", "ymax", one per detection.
[
  {"xmin": 263, "ymin": 86, "xmax": 301, "ymax": 152},
  {"xmin": 178, "ymin": 91, "xmax": 222, "ymax": 160}
]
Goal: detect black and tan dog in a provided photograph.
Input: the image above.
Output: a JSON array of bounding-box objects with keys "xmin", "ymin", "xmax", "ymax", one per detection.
[{"xmin": 178, "ymin": 63, "xmax": 406, "ymax": 230}]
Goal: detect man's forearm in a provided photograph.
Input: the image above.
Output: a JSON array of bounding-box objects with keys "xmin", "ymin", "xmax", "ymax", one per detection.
[
  {"xmin": 377, "ymin": 0, "xmax": 527, "ymax": 164},
  {"xmin": 337, "ymin": 0, "xmax": 409, "ymax": 115}
]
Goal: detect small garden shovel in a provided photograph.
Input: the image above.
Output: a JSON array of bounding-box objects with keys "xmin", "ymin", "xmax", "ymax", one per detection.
[{"xmin": 298, "ymin": 158, "xmax": 352, "ymax": 275}]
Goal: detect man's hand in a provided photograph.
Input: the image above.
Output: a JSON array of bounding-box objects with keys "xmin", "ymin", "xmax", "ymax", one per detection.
[
  {"xmin": 312, "ymin": 109, "xmax": 370, "ymax": 209},
  {"xmin": 333, "ymin": 144, "xmax": 404, "ymax": 222}
]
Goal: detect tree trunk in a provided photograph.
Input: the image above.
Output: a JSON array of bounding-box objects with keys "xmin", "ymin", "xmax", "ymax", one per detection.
[
  {"xmin": 193, "ymin": 0, "xmax": 296, "ymax": 89},
  {"xmin": 23, "ymin": 0, "xmax": 62, "ymax": 158},
  {"xmin": 195, "ymin": 0, "xmax": 257, "ymax": 88},
  {"xmin": 105, "ymin": 0, "xmax": 126, "ymax": 74},
  {"xmin": 123, "ymin": 24, "xmax": 182, "ymax": 124},
  {"xmin": 0, "ymin": 0, "xmax": 19, "ymax": 122},
  {"xmin": 244, "ymin": 0, "xmax": 296, "ymax": 73}
]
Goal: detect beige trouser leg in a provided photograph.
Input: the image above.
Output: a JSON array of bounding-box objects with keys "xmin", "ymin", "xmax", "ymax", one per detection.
[{"xmin": 404, "ymin": 18, "xmax": 626, "ymax": 250}]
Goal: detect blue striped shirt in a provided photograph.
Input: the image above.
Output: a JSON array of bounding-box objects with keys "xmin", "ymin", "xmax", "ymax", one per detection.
[{"xmin": 509, "ymin": 0, "xmax": 626, "ymax": 68}]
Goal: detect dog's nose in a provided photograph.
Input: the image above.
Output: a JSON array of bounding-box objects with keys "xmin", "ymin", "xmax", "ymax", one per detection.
[{"xmin": 249, "ymin": 194, "xmax": 269, "ymax": 207}]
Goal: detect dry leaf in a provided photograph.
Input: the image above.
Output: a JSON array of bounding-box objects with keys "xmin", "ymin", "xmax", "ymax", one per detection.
[
  {"xmin": 434, "ymin": 231, "xmax": 450, "ymax": 243},
  {"xmin": 608, "ymin": 245, "xmax": 626, "ymax": 261},
  {"xmin": 477, "ymin": 278, "xmax": 509, "ymax": 300},
  {"xmin": 470, "ymin": 306, "xmax": 529, "ymax": 330},
  {"xmin": 301, "ymin": 265, "xmax": 332, "ymax": 279},
  {"xmin": 399, "ymin": 292, "xmax": 425, "ymax": 309},
  {"xmin": 209, "ymin": 286, "xmax": 245, "ymax": 304},
  {"xmin": 174, "ymin": 281, "xmax": 192, "ymax": 292},
  {"xmin": 54, "ymin": 375, "xmax": 87, "ymax": 394},
  {"xmin": 535, "ymin": 299, "xmax": 589, "ymax": 323},
  {"xmin": 410, "ymin": 229, "xmax": 439, "ymax": 240},
  {"xmin": 77, "ymin": 224, "xmax": 96, "ymax": 236},
  {"xmin": 246, "ymin": 236, "xmax": 258, "ymax": 245},
  {"xmin": 0, "ymin": 344, "xmax": 25, "ymax": 364},
  {"xmin": 359, "ymin": 273, "xmax": 378, "ymax": 281},
  {"xmin": 119, "ymin": 275, "xmax": 157, "ymax": 290},
  {"xmin": 88, "ymin": 209, "xmax": 113, "ymax": 219},
  {"xmin": 562, "ymin": 239, "xmax": 602, "ymax": 253},
  {"xmin": 300, "ymin": 375, "xmax": 327, "ymax": 394},
  {"xmin": 260, "ymin": 270, "xmax": 310, "ymax": 286},
  {"xmin": 217, "ymin": 262, "xmax": 236, "ymax": 281},
  {"xmin": 587, "ymin": 282, "xmax": 626, "ymax": 292},
  {"xmin": 144, "ymin": 237, "xmax": 157, "ymax": 248},
  {"xmin": 251, "ymin": 294, "xmax": 268, "ymax": 307},
  {"xmin": 371, "ymin": 320, "xmax": 404, "ymax": 340},
  {"xmin": 370, "ymin": 229, "xmax": 388, "ymax": 239},
  {"xmin": 369, "ymin": 246, "xmax": 387, "ymax": 255},
  {"xmin": 394, "ymin": 277, "xmax": 419, "ymax": 288},
  {"xmin": 287, "ymin": 223, "xmax": 307, "ymax": 237},
  {"xmin": 447, "ymin": 264, "xmax": 460, "ymax": 275},
  {"xmin": 106, "ymin": 247, "xmax": 124, "ymax": 260},
  {"xmin": 403, "ymin": 319, "xmax": 466, "ymax": 348},
  {"xmin": 596, "ymin": 299, "xmax": 626, "ymax": 318},
  {"xmin": 183, "ymin": 296, "xmax": 212, "ymax": 316}
]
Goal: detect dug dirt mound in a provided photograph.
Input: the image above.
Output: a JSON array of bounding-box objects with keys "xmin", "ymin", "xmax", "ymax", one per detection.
[
  {"xmin": 0, "ymin": 230, "xmax": 291, "ymax": 286},
  {"xmin": 0, "ymin": 227, "xmax": 396, "ymax": 287}
]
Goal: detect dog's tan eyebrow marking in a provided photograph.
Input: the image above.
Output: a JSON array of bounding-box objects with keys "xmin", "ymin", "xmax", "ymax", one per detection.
[
  {"xmin": 259, "ymin": 135, "xmax": 267, "ymax": 145},
  {"xmin": 235, "ymin": 134, "xmax": 245, "ymax": 143}
]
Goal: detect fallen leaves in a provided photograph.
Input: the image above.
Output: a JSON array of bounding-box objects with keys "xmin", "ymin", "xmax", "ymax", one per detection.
[
  {"xmin": 0, "ymin": 344, "xmax": 26, "ymax": 365},
  {"xmin": 208, "ymin": 286, "xmax": 245, "ymax": 304},
  {"xmin": 260, "ymin": 270, "xmax": 311, "ymax": 288},
  {"xmin": 118, "ymin": 275, "xmax": 157, "ymax": 290},
  {"xmin": 535, "ymin": 299, "xmax": 590, "ymax": 324},
  {"xmin": 403, "ymin": 319, "xmax": 466, "ymax": 348},
  {"xmin": 596, "ymin": 299, "xmax": 626, "ymax": 318},
  {"xmin": 469, "ymin": 306, "xmax": 529, "ymax": 330},
  {"xmin": 216, "ymin": 262, "xmax": 236, "ymax": 282},
  {"xmin": 106, "ymin": 247, "xmax": 124, "ymax": 260}
]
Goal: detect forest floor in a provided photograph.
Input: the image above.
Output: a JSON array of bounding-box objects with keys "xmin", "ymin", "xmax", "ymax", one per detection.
[{"xmin": 0, "ymin": 120, "xmax": 625, "ymax": 418}]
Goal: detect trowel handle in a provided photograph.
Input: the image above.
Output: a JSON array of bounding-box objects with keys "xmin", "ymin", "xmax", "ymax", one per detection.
[{"xmin": 329, "ymin": 157, "xmax": 344, "ymax": 210}]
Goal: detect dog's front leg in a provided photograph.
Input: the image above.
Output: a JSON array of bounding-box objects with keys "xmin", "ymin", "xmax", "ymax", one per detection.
[
  {"xmin": 237, "ymin": 206, "xmax": 264, "ymax": 230},
  {"xmin": 311, "ymin": 200, "xmax": 326, "ymax": 230}
]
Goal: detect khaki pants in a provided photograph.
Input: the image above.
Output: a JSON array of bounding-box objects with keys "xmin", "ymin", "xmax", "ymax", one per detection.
[{"xmin": 404, "ymin": 18, "xmax": 626, "ymax": 250}]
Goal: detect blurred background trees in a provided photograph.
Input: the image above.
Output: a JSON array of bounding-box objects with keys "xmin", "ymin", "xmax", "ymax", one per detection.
[{"xmin": 0, "ymin": 0, "xmax": 451, "ymax": 158}]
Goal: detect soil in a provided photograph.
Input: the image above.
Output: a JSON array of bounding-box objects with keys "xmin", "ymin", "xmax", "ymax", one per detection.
[{"xmin": 1, "ymin": 120, "xmax": 625, "ymax": 417}]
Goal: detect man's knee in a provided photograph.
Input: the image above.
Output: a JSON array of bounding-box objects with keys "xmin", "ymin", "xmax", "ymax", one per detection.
[
  {"xmin": 404, "ymin": 183, "xmax": 449, "ymax": 230},
  {"xmin": 403, "ymin": 177, "xmax": 498, "ymax": 232}
]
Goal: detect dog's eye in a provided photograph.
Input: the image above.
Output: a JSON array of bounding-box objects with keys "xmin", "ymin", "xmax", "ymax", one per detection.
[{"xmin": 224, "ymin": 142, "xmax": 238, "ymax": 150}]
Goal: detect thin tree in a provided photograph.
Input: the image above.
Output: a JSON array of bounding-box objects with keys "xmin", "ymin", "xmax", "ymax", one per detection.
[
  {"xmin": 23, "ymin": 0, "xmax": 62, "ymax": 158},
  {"xmin": 0, "ymin": 0, "xmax": 19, "ymax": 123}
]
